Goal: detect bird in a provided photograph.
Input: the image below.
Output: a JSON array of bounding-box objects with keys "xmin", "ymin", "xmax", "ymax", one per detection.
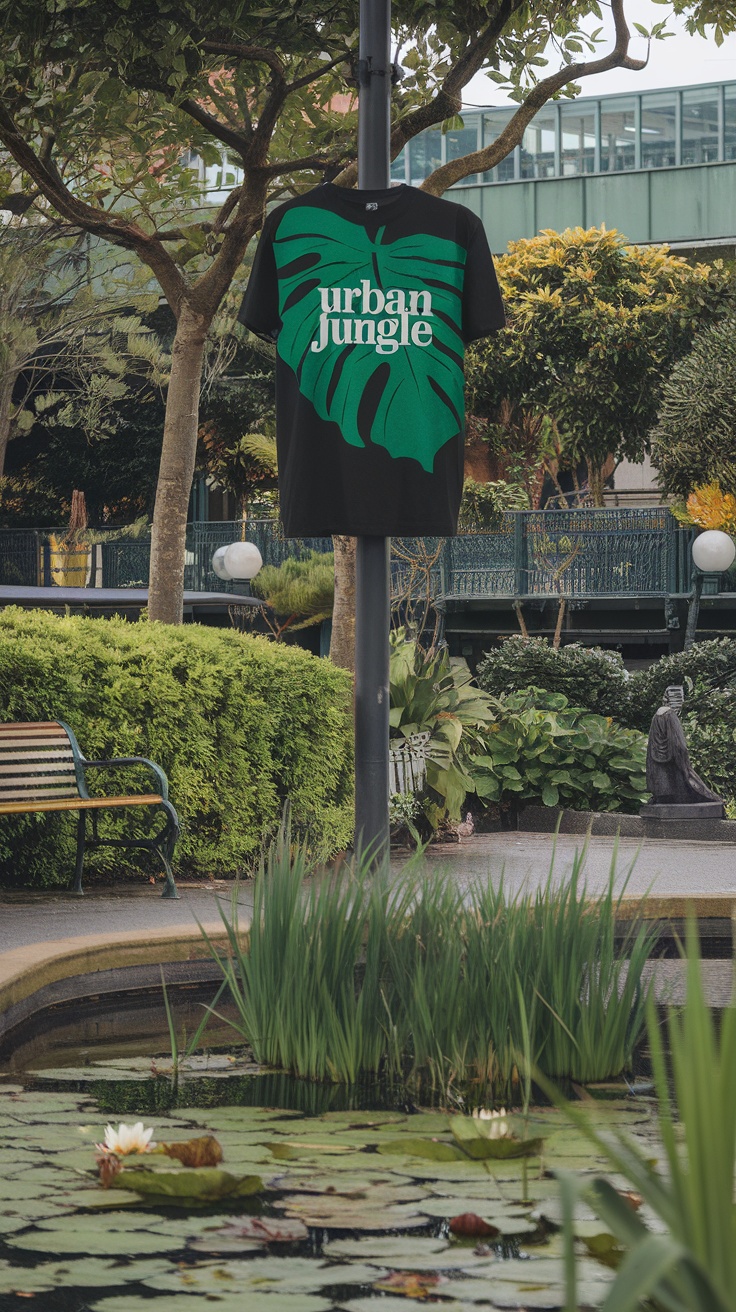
[{"xmin": 456, "ymin": 812, "xmax": 475, "ymax": 840}]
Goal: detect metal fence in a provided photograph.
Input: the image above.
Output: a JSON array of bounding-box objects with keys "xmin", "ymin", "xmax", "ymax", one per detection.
[{"xmin": 0, "ymin": 509, "xmax": 710, "ymax": 600}]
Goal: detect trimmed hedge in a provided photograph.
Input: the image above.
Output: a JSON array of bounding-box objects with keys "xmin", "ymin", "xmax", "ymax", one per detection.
[
  {"xmin": 477, "ymin": 637, "xmax": 628, "ymax": 718},
  {"xmin": 0, "ymin": 609, "xmax": 353, "ymax": 886}
]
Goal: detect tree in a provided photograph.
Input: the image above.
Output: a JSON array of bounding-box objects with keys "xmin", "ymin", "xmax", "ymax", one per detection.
[
  {"xmin": 0, "ymin": 0, "xmax": 671, "ymax": 627},
  {"xmin": 465, "ymin": 227, "xmax": 734, "ymax": 505},
  {"xmin": 253, "ymin": 551, "xmax": 335, "ymax": 640},
  {"xmin": 650, "ymin": 311, "xmax": 736, "ymax": 501},
  {"xmin": 0, "ymin": 222, "xmax": 166, "ymax": 479}
]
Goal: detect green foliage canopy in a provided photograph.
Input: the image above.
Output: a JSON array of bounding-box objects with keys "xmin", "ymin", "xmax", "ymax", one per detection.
[
  {"xmin": 650, "ymin": 311, "xmax": 736, "ymax": 500},
  {"xmin": 466, "ymin": 227, "xmax": 735, "ymax": 503}
]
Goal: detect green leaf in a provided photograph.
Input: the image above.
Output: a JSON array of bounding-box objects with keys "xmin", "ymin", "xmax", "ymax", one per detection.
[
  {"xmin": 449, "ymin": 1116, "xmax": 544, "ymax": 1160},
  {"xmin": 376, "ymin": 1137, "xmax": 464, "ymax": 1162},
  {"xmin": 113, "ymin": 1167, "xmax": 262, "ymax": 1203},
  {"xmin": 273, "ymin": 208, "xmax": 466, "ymax": 471}
]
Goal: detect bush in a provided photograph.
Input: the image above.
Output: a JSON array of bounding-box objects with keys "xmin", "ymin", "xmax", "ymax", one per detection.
[
  {"xmin": 477, "ymin": 637, "xmax": 628, "ymax": 719},
  {"xmin": 620, "ymin": 638, "xmax": 736, "ymax": 731},
  {"xmin": 682, "ymin": 689, "xmax": 736, "ymax": 807},
  {"xmin": 0, "ymin": 609, "xmax": 353, "ymax": 886},
  {"xmin": 469, "ymin": 690, "xmax": 647, "ymax": 814}
]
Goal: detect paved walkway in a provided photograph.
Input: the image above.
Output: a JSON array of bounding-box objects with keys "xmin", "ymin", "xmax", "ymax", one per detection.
[{"xmin": 1, "ymin": 832, "xmax": 734, "ymax": 955}]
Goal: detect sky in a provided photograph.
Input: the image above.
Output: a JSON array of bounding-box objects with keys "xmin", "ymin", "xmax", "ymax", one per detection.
[{"xmin": 463, "ymin": 0, "xmax": 736, "ymax": 107}]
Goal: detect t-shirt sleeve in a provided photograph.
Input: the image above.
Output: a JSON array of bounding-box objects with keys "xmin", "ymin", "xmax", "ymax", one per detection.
[
  {"xmin": 237, "ymin": 214, "xmax": 280, "ymax": 340},
  {"xmin": 462, "ymin": 220, "xmax": 506, "ymax": 343}
]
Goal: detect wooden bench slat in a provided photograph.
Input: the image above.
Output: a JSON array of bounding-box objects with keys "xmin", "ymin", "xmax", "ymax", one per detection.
[
  {"xmin": 0, "ymin": 739, "xmax": 72, "ymax": 753},
  {"xmin": 0, "ymin": 761, "xmax": 75, "ymax": 774},
  {"xmin": 0, "ymin": 771, "xmax": 79, "ymax": 781},
  {"xmin": 0, "ymin": 786, "xmax": 78, "ymax": 799},
  {"xmin": 0, "ymin": 729, "xmax": 70, "ymax": 740},
  {"xmin": 0, "ymin": 793, "xmax": 163, "ymax": 815},
  {"xmin": 0, "ymin": 723, "xmax": 69, "ymax": 734}
]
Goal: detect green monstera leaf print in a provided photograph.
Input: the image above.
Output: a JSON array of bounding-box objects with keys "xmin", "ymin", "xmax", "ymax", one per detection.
[{"xmin": 273, "ymin": 207, "xmax": 466, "ymax": 472}]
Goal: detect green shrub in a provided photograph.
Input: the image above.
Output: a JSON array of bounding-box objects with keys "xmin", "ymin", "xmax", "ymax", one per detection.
[
  {"xmin": 681, "ymin": 689, "xmax": 736, "ymax": 807},
  {"xmin": 469, "ymin": 690, "xmax": 647, "ymax": 814},
  {"xmin": 0, "ymin": 608, "xmax": 353, "ymax": 886},
  {"xmin": 477, "ymin": 637, "xmax": 628, "ymax": 718},
  {"xmin": 620, "ymin": 638, "xmax": 736, "ymax": 731}
]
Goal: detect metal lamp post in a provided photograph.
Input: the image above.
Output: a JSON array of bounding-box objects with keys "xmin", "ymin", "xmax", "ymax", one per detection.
[
  {"xmin": 684, "ymin": 529, "xmax": 736, "ymax": 649},
  {"xmin": 354, "ymin": 0, "xmax": 392, "ymax": 865}
]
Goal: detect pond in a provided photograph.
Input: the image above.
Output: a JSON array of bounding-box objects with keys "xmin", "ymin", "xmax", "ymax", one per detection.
[{"xmin": 0, "ymin": 993, "xmax": 663, "ymax": 1312}]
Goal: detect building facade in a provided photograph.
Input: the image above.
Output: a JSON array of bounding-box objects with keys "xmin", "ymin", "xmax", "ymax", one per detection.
[{"xmin": 390, "ymin": 81, "xmax": 736, "ymax": 257}]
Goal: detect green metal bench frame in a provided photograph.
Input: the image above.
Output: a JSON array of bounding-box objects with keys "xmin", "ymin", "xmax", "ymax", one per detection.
[{"xmin": 0, "ymin": 721, "xmax": 180, "ymax": 898}]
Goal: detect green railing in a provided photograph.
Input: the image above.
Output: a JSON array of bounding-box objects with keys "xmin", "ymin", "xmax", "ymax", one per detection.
[{"xmin": 0, "ymin": 509, "xmax": 713, "ymax": 600}]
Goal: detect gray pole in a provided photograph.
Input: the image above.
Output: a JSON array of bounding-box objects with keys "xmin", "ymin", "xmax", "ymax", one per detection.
[{"xmin": 354, "ymin": 0, "xmax": 391, "ymax": 863}]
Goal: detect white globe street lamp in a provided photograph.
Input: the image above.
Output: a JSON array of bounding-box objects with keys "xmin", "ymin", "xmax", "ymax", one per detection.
[
  {"xmin": 691, "ymin": 529, "xmax": 736, "ymax": 574},
  {"xmin": 222, "ymin": 540, "xmax": 263, "ymax": 596},
  {"xmin": 212, "ymin": 545, "xmax": 232, "ymax": 581},
  {"xmin": 685, "ymin": 529, "xmax": 736, "ymax": 649}
]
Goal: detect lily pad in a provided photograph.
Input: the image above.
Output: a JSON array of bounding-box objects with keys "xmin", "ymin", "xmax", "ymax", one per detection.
[
  {"xmin": 0, "ymin": 1257, "xmax": 174, "ymax": 1293},
  {"xmin": 280, "ymin": 1194, "xmax": 428, "ymax": 1231},
  {"xmin": 112, "ymin": 1166, "xmax": 262, "ymax": 1203},
  {"xmin": 440, "ymin": 1255, "xmax": 614, "ymax": 1308},
  {"xmin": 450, "ymin": 1116, "xmax": 544, "ymax": 1161},
  {"xmin": 93, "ymin": 1295, "xmax": 331, "ymax": 1312},
  {"xmin": 144, "ymin": 1255, "xmax": 385, "ymax": 1296},
  {"xmin": 376, "ymin": 1137, "xmax": 464, "ymax": 1161},
  {"xmin": 415, "ymin": 1197, "xmax": 537, "ymax": 1236},
  {"xmin": 323, "ymin": 1236, "xmax": 498, "ymax": 1272}
]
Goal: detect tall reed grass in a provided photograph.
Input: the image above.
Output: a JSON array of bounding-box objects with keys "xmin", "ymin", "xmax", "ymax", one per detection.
[
  {"xmin": 558, "ymin": 922, "xmax": 736, "ymax": 1312},
  {"xmin": 202, "ymin": 825, "xmax": 658, "ymax": 1097}
]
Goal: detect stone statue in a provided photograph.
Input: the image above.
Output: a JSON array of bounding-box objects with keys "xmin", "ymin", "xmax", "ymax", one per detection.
[{"xmin": 644, "ymin": 684, "xmax": 724, "ymax": 817}]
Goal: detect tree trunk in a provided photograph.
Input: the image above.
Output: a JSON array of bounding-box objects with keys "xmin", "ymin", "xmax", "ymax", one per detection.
[
  {"xmin": 148, "ymin": 305, "xmax": 209, "ymax": 624},
  {"xmin": 0, "ymin": 364, "xmax": 20, "ymax": 480},
  {"xmin": 330, "ymin": 535, "xmax": 357, "ymax": 672},
  {"xmin": 587, "ymin": 459, "xmax": 605, "ymax": 508}
]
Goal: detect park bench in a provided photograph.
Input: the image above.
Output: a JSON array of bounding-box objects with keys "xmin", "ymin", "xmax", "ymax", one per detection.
[{"xmin": 0, "ymin": 721, "xmax": 180, "ymax": 898}]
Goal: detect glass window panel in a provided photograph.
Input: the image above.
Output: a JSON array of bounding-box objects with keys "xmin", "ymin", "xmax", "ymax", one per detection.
[
  {"xmin": 390, "ymin": 148, "xmax": 407, "ymax": 182},
  {"xmin": 560, "ymin": 105, "xmax": 596, "ymax": 175},
  {"xmin": 408, "ymin": 129, "xmax": 442, "ymax": 185},
  {"xmin": 640, "ymin": 93, "xmax": 677, "ymax": 168},
  {"xmin": 446, "ymin": 119, "xmax": 480, "ymax": 186},
  {"xmin": 482, "ymin": 109, "xmax": 515, "ymax": 182},
  {"xmin": 520, "ymin": 109, "xmax": 556, "ymax": 178},
  {"xmin": 600, "ymin": 98, "xmax": 635, "ymax": 172},
  {"xmin": 681, "ymin": 87, "xmax": 719, "ymax": 163},
  {"xmin": 725, "ymin": 87, "xmax": 736, "ymax": 161}
]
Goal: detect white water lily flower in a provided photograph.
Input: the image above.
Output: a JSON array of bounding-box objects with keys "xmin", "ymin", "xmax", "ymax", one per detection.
[
  {"xmin": 102, "ymin": 1121, "xmax": 155, "ymax": 1155},
  {"xmin": 472, "ymin": 1107, "xmax": 512, "ymax": 1138}
]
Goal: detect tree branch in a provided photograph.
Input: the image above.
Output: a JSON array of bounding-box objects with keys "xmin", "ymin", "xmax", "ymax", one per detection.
[
  {"xmin": 178, "ymin": 97, "xmax": 252, "ymax": 159},
  {"xmin": 286, "ymin": 54, "xmax": 345, "ymax": 94},
  {"xmin": 422, "ymin": 0, "xmax": 647, "ymax": 194},
  {"xmin": 0, "ymin": 101, "xmax": 190, "ymax": 314},
  {"xmin": 201, "ymin": 40, "xmax": 286, "ymax": 81},
  {"xmin": 330, "ymin": 2, "xmax": 519, "ymax": 189},
  {"xmin": 258, "ymin": 149, "xmax": 351, "ymax": 176}
]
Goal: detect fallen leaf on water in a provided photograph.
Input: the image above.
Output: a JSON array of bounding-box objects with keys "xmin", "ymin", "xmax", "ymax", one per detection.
[
  {"xmin": 157, "ymin": 1136, "xmax": 223, "ymax": 1168},
  {"xmin": 191, "ymin": 1216, "xmax": 309, "ymax": 1251},
  {"xmin": 373, "ymin": 1270, "xmax": 446, "ymax": 1298},
  {"xmin": 449, "ymin": 1212, "xmax": 500, "ymax": 1239}
]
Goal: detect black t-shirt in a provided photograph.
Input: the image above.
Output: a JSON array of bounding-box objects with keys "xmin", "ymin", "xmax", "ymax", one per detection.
[{"xmin": 238, "ymin": 183, "xmax": 505, "ymax": 537}]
